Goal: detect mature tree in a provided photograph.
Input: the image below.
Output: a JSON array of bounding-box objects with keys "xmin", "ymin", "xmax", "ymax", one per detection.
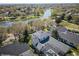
[
  {"xmin": 22, "ymin": 29, "xmax": 29, "ymax": 43},
  {"xmin": 52, "ymin": 30, "xmax": 59, "ymax": 39},
  {"xmin": 0, "ymin": 40, "xmax": 2, "ymax": 46},
  {"xmin": 55, "ymin": 16, "xmax": 62, "ymax": 24},
  {"xmin": 67, "ymin": 15, "xmax": 72, "ymax": 22},
  {"xmin": 60, "ymin": 13, "xmax": 65, "ymax": 20}
]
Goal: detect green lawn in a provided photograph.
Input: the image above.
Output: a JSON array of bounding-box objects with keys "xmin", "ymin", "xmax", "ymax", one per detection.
[{"xmin": 60, "ymin": 20, "xmax": 79, "ymax": 32}]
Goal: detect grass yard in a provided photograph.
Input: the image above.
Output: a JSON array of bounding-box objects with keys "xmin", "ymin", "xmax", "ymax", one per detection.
[{"xmin": 60, "ymin": 20, "xmax": 79, "ymax": 32}]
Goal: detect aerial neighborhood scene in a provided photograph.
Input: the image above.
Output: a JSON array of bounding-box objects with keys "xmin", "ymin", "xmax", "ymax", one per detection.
[{"xmin": 0, "ymin": 4, "xmax": 79, "ymax": 56}]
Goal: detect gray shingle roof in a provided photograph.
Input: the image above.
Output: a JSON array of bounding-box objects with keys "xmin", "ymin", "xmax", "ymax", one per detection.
[
  {"xmin": 32, "ymin": 30, "xmax": 50, "ymax": 46},
  {"xmin": 0, "ymin": 42, "xmax": 30, "ymax": 55},
  {"xmin": 32, "ymin": 30, "xmax": 71, "ymax": 55},
  {"xmin": 40, "ymin": 43, "xmax": 59, "ymax": 56},
  {"xmin": 57, "ymin": 26, "xmax": 79, "ymax": 46},
  {"xmin": 47, "ymin": 37, "xmax": 71, "ymax": 55}
]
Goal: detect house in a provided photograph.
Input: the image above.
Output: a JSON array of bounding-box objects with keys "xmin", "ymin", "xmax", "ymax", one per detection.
[
  {"xmin": 40, "ymin": 43, "xmax": 59, "ymax": 56},
  {"xmin": 48, "ymin": 37, "xmax": 71, "ymax": 55},
  {"xmin": 32, "ymin": 30, "xmax": 51, "ymax": 47},
  {"xmin": 32, "ymin": 30, "xmax": 71, "ymax": 56},
  {"xmin": 57, "ymin": 26, "xmax": 79, "ymax": 47},
  {"xmin": 0, "ymin": 42, "xmax": 34, "ymax": 56}
]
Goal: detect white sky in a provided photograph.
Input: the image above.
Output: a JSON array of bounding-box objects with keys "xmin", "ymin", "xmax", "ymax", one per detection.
[{"xmin": 0, "ymin": 0, "xmax": 79, "ymax": 4}]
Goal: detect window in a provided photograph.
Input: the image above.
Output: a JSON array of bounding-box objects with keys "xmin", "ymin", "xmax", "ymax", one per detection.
[
  {"xmin": 35, "ymin": 43, "xmax": 38, "ymax": 47},
  {"xmin": 39, "ymin": 36, "xmax": 49, "ymax": 44}
]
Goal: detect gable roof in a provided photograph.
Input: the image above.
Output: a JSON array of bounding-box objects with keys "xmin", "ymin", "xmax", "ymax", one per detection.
[
  {"xmin": 32, "ymin": 30, "xmax": 50, "ymax": 42},
  {"xmin": 41, "ymin": 37, "xmax": 71, "ymax": 55},
  {"xmin": 57, "ymin": 26, "xmax": 79, "ymax": 46}
]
